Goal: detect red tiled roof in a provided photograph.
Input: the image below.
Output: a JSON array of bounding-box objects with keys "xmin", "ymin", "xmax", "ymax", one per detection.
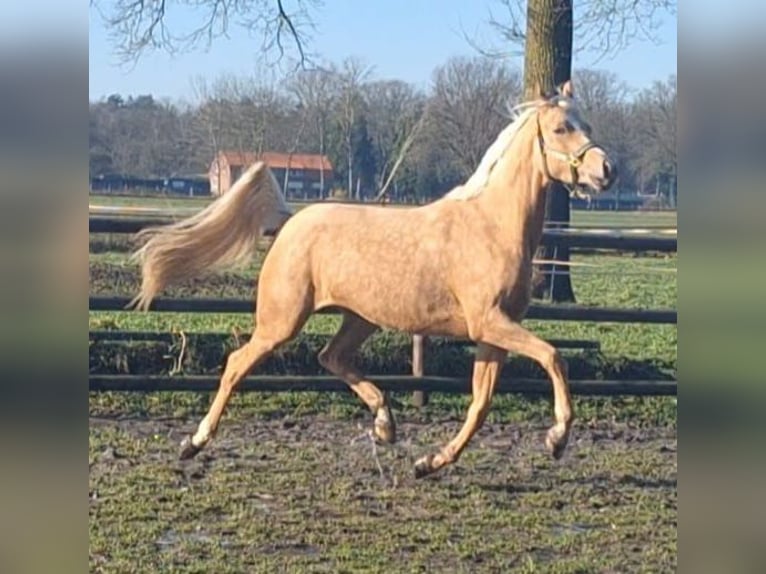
[{"xmin": 219, "ymin": 151, "xmax": 333, "ymax": 171}]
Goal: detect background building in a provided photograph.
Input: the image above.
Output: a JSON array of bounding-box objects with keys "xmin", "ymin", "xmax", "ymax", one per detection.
[{"xmin": 209, "ymin": 151, "xmax": 334, "ymax": 199}]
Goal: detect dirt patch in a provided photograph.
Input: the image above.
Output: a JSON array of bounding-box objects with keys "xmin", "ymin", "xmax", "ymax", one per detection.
[{"xmin": 90, "ymin": 413, "xmax": 677, "ymax": 573}]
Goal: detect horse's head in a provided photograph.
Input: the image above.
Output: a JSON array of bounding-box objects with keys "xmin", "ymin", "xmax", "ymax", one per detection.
[{"xmin": 534, "ymin": 81, "xmax": 617, "ymax": 193}]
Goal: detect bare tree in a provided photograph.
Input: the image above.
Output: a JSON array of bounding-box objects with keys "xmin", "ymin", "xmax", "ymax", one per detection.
[
  {"xmin": 363, "ymin": 80, "xmax": 426, "ymax": 199},
  {"xmin": 429, "ymin": 56, "xmax": 522, "ymax": 178},
  {"xmin": 175, "ymin": 102, "xmax": 209, "ymax": 175},
  {"xmin": 476, "ymin": 0, "xmax": 675, "ymax": 63},
  {"xmin": 632, "ymin": 75, "xmax": 677, "ymax": 204},
  {"xmin": 192, "ymin": 71, "xmax": 295, "ymax": 153},
  {"xmin": 574, "ymin": 69, "xmax": 630, "ymax": 109},
  {"xmin": 285, "ymin": 69, "xmax": 338, "ymax": 198},
  {"xmin": 333, "ymin": 58, "xmax": 373, "ymax": 199},
  {"xmin": 574, "ymin": 69, "xmax": 635, "ymax": 203},
  {"xmin": 91, "ymin": 0, "xmax": 321, "ymax": 69}
]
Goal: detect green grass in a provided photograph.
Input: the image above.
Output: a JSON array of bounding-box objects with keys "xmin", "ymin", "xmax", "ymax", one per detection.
[
  {"xmin": 568, "ymin": 210, "xmax": 676, "ymax": 228},
  {"xmin": 90, "ymin": 194, "xmax": 212, "ymax": 210}
]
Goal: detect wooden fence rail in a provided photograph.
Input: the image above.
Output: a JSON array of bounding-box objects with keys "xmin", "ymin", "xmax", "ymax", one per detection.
[
  {"xmin": 89, "ymin": 295, "xmax": 677, "ymax": 324},
  {"xmin": 88, "ymin": 329, "xmax": 602, "ymax": 350},
  {"xmin": 89, "ymin": 216, "xmax": 677, "ymax": 252},
  {"xmin": 88, "ymin": 210, "xmax": 677, "ymax": 399}
]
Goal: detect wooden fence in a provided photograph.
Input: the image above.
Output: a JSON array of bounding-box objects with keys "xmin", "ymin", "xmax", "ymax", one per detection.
[
  {"xmin": 89, "ymin": 214, "xmax": 678, "ymax": 252},
  {"xmin": 89, "ymin": 213, "xmax": 677, "ymax": 399}
]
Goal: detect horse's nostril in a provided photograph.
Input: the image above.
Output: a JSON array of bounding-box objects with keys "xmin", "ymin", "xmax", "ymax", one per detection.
[{"xmin": 603, "ymin": 161, "xmax": 611, "ymax": 180}]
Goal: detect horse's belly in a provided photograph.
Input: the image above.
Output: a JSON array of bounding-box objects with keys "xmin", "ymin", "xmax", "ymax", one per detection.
[{"xmin": 331, "ymin": 283, "xmax": 468, "ymax": 338}]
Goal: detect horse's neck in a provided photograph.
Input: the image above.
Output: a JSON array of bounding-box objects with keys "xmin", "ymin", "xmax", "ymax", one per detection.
[{"xmin": 476, "ymin": 134, "xmax": 549, "ymax": 259}]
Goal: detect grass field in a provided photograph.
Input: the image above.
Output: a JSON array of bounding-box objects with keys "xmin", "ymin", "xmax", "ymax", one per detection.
[{"xmin": 89, "ymin": 199, "xmax": 677, "ymax": 573}]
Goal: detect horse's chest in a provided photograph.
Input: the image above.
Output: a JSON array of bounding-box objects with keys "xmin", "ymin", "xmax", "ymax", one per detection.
[
  {"xmin": 495, "ymin": 265, "xmax": 534, "ymax": 320},
  {"xmin": 496, "ymin": 285, "xmax": 531, "ymax": 320}
]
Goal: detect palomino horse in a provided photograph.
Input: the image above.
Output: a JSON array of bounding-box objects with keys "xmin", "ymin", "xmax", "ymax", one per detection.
[{"xmin": 131, "ymin": 81, "xmax": 615, "ymax": 478}]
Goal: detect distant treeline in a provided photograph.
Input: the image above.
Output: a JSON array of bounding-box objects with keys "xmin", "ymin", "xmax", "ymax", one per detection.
[{"xmin": 90, "ymin": 56, "xmax": 676, "ymax": 206}]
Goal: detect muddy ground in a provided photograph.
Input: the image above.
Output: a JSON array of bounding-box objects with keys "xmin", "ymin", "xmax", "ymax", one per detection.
[{"xmin": 89, "ymin": 413, "xmax": 677, "ymax": 573}]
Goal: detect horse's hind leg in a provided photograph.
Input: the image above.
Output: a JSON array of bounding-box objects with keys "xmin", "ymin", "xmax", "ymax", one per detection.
[
  {"xmin": 179, "ymin": 333, "xmax": 280, "ymax": 459},
  {"xmin": 318, "ymin": 311, "xmax": 395, "ymax": 444},
  {"xmin": 179, "ymin": 307, "xmax": 311, "ymax": 459}
]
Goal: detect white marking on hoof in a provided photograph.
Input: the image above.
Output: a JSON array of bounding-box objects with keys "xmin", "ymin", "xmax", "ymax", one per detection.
[
  {"xmin": 179, "ymin": 436, "xmax": 202, "ymax": 460},
  {"xmin": 374, "ymin": 407, "xmax": 396, "ymax": 444},
  {"xmin": 414, "ymin": 454, "xmax": 438, "ymax": 479},
  {"xmin": 190, "ymin": 417, "xmax": 213, "ymax": 449}
]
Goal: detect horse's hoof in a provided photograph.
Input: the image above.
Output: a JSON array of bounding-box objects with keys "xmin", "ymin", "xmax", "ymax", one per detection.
[
  {"xmin": 179, "ymin": 436, "xmax": 202, "ymax": 460},
  {"xmin": 374, "ymin": 422, "xmax": 396, "ymax": 444},
  {"xmin": 414, "ymin": 454, "xmax": 437, "ymax": 479},
  {"xmin": 373, "ymin": 407, "xmax": 396, "ymax": 444},
  {"xmin": 545, "ymin": 427, "xmax": 569, "ymax": 460}
]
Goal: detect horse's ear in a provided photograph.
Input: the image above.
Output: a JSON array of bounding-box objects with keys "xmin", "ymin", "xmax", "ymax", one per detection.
[{"xmin": 558, "ymin": 80, "xmax": 574, "ymax": 98}]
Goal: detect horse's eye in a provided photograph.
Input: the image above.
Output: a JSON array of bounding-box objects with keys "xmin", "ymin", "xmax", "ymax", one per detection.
[{"xmin": 553, "ymin": 125, "xmax": 567, "ymax": 135}]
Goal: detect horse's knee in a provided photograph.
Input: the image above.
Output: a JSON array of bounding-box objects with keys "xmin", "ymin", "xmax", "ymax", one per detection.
[{"xmin": 541, "ymin": 346, "xmax": 567, "ymax": 376}]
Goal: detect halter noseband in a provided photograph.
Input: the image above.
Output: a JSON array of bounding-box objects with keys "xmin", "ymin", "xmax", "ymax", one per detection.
[{"xmin": 536, "ymin": 116, "xmax": 600, "ymax": 197}]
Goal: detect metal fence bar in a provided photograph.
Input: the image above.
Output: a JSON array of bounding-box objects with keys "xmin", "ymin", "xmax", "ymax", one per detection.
[{"xmin": 89, "ymin": 374, "xmax": 677, "ymax": 396}]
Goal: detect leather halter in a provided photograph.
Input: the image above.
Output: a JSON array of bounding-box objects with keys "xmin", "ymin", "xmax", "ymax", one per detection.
[{"xmin": 536, "ymin": 115, "xmax": 600, "ymax": 194}]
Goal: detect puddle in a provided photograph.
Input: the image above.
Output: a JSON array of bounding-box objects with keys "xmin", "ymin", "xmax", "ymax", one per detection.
[
  {"xmin": 156, "ymin": 528, "xmax": 232, "ymax": 549},
  {"xmin": 550, "ymin": 522, "xmax": 604, "ymax": 536},
  {"xmin": 261, "ymin": 542, "xmax": 320, "ymax": 556}
]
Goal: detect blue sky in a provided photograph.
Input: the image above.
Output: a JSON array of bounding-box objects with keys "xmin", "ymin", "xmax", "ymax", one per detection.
[{"xmin": 89, "ymin": 0, "xmax": 676, "ymax": 102}]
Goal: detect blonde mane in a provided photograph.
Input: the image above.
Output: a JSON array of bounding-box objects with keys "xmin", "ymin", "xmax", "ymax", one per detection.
[{"xmin": 444, "ymin": 101, "xmax": 542, "ymax": 201}]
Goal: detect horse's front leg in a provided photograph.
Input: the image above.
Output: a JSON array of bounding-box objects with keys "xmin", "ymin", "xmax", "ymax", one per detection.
[
  {"xmin": 479, "ymin": 310, "xmax": 574, "ymax": 459},
  {"xmin": 414, "ymin": 343, "xmax": 506, "ymax": 478}
]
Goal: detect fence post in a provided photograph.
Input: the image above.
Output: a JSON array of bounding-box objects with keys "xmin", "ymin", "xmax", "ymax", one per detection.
[{"xmin": 411, "ymin": 334, "xmax": 428, "ymax": 407}]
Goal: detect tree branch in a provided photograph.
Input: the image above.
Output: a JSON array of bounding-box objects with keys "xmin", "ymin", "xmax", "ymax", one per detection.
[
  {"xmin": 92, "ymin": 0, "xmax": 319, "ymax": 69},
  {"xmin": 470, "ymin": 0, "xmax": 675, "ymax": 63}
]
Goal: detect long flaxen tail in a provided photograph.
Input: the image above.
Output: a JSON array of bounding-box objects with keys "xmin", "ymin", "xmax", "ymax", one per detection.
[{"xmin": 129, "ymin": 162, "xmax": 291, "ymax": 311}]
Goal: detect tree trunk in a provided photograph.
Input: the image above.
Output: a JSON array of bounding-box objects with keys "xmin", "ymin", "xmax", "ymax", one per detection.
[
  {"xmin": 347, "ymin": 140, "xmax": 353, "ymax": 199},
  {"xmin": 319, "ymin": 124, "xmax": 325, "ymax": 199},
  {"xmin": 524, "ymin": 0, "xmax": 576, "ymax": 303}
]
